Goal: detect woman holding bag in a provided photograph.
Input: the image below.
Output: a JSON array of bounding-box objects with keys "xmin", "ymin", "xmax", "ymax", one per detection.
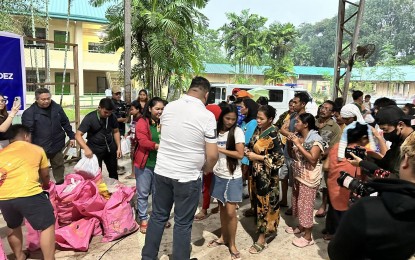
[
  {"xmin": 134, "ymin": 97, "xmax": 166, "ymax": 233},
  {"xmin": 245, "ymin": 105, "xmax": 284, "ymax": 254},
  {"xmin": 285, "ymin": 113, "xmax": 325, "ymax": 248}
]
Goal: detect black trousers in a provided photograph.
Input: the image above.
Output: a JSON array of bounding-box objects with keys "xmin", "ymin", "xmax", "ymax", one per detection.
[{"xmin": 93, "ymin": 145, "xmax": 118, "ymax": 180}]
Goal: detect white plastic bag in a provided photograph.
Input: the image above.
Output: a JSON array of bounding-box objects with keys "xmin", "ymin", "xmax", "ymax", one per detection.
[
  {"xmin": 121, "ymin": 136, "xmax": 131, "ymax": 156},
  {"xmin": 74, "ymin": 155, "xmax": 100, "ymax": 178}
]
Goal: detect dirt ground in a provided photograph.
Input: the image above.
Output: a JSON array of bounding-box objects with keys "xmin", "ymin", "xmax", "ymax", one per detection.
[{"xmin": 1, "ymin": 157, "xmax": 332, "ymax": 260}]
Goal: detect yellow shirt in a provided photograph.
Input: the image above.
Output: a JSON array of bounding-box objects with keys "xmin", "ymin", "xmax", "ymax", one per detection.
[{"xmin": 0, "ymin": 141, "xmax": 49, "ymax": 200}]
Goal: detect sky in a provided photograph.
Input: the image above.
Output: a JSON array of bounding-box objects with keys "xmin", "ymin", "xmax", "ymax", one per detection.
[{"xmin": 202, "ymin": 0, "xmax": 339, "ymax": 29}]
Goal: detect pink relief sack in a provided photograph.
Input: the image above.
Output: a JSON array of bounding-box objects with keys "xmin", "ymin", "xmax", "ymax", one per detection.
[
  {"xmin": 102, "ymin": 186, "xmax": 139, "ymax": 242},
  {"xmin": 56, "ymin": 174, "xmax": 86, "ymax": 226},
  {"xmin": 0, "ymin": 238, "xmax": 6, "ymax": 260},
  {"xmin": 73, "ymin": 180, "xmax": 106, "ymax": 218},
  {"xmin": 55, "ymin": 217, "xmax": 101, "ymax": 252}
]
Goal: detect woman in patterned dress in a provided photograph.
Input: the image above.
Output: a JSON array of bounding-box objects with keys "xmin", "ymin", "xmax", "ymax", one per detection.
[
  {"xmin": 285, "ymin": 113, "xmax": 324, "ymax": 248},
  {"xmin": 245, "ymin": 105, "xmax": 285, "ymax": 254}
]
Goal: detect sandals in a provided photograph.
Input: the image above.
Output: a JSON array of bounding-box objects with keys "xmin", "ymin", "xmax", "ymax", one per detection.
[
  {"xmin": 207, "ymin": 239, "xmax": 226, "ymax": 248},
  {"xmin": 194, "ymin": 211, "xmax": 208, "ymax": 221},
  {"xmin": 140, "ymin": 222, "xmax": 148, "ymax": 234},
  {"xmin": 285, "ymin": 226, "xmax": 303, "ymax": 234},
  {"xmin": 292, "ymin": 237, "xmax": 314, "ymax": 248},
  {"xmin": 125, "ymin": 174, "xmax": 135, "ymax": 179},
  {"xmin": 315, "ymin": 208, "xmax": 327, "ymax": 218},
  {"xmin": 229, "ymin": 250, "xmax": 241, "ymax": 260},
  {"xmin": 249, "ymin": 242, "xmax": 267, "ymax": 254},
  {"xmin": 165, "ymin": 221, "xmax": 171, "ymax": 229}
]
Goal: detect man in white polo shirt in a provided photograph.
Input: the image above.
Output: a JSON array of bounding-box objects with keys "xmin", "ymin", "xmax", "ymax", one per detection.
[{"xmin": 142, "ymin": 76, "xmax": 218, "ymax": 260}]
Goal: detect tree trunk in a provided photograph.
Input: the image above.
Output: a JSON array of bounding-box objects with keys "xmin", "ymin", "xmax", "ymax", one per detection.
[
  {"xmin": 30, "ymin": 0, "xmax": 40, "ymax": 85},
  {"xmin": 45, "ymin": 0, "xmax": 51, "ymax": 85},
  {"xmin": 61, "ymin": 0, "xmax": 71, "ymax": 105},
  {"xmin": 124, "ymin": 0, "xmax": 132, "ymax": 103}
]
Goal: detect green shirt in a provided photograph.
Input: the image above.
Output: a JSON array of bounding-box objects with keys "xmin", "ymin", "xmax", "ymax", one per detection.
[{"xmin": 146, "ymin": 124, "xmax": 160, "ymax": 168}]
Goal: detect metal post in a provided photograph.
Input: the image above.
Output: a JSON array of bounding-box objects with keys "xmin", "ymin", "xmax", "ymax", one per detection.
[{"xmin": 332, "ymin": 0, "xmax": 366, "ymax": 102}]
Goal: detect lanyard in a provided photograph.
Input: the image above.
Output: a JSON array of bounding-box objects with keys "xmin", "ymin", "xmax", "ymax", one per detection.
[{"xmin": 97, "ymin": 111, "xmax": 108, "ymax": 130}]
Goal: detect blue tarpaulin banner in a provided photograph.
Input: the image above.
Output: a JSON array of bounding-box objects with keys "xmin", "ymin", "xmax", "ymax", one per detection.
[{"xmin": 0, "ymin": 31, "xmax": 26, "ymax": 112}]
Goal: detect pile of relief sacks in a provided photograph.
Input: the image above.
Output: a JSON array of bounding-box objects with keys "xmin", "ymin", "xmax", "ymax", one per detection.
[{"xmin": 25, "ymin": 155, "xmax": 139, "ymax": 252}]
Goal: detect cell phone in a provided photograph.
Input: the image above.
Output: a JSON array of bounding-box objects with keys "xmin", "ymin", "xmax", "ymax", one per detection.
[{"xmin": 13, "ymin": 96, "xmax": 21, "ymax": 107}]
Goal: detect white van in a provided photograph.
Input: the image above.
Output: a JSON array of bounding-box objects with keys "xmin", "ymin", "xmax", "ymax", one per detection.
[{"xmin": 207, "ymin": 84, "xmax": 318, "ymax": 119}]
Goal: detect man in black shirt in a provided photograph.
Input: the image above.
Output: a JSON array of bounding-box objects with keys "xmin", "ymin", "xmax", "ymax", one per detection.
[
  {"xmin": 75, "ymin": 98, "xmax": 121, "ymax": 179},
  {"xmin": 111, "ymin": 86, "xmax": 128, "ymax": 136}
]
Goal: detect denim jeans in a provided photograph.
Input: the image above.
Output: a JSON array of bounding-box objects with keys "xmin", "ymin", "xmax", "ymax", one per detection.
[
  {"xmin": 135, "ymin": 166, "xmax": 155, "ymax": 221},
  {"xmin": 141, "ymin": 174, "xmax": 201, "ymax": 260}
]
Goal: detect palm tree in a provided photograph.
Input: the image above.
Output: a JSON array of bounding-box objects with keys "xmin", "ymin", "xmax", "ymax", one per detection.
[{"xmin": 102, "ymin": 0, "xmax": 208, "ymax": 98}]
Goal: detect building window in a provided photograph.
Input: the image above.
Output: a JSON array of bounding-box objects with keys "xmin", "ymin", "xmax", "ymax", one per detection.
[
  {"xmin": 269, "ymin": 90, "xmax": 284, "ymax": 102},
  {"xmin": 24, "ymin": 27, "xmax": 46, "ymax": 48},
  {"xmin": 88, "ymin": 42, "xmax": 111, "ymax": 53},
  {"xmin": 55, "ymin": 72, "xmax": 71, "ymax": 94},
  {"xmin": 97, "ymin": 77, "xmax": 108, "ymax": 93},
  {"xmin": 26, "ymin": 70, "xmax": 46, "ymax": 92},
  {"xmin": 54, "ymin": 31, "xmax": 69, "ymax": 50}
]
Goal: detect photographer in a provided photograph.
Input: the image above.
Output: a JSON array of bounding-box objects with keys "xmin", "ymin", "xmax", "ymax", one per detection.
[
  {"xmin": 365, "ymin": 105, "xmax": 413, "ymax": 178},
  {"xmin": 328, "ymin": 131, "xmax": 415, "ymax": 260},
  {"xmin": 324, "ymin": 121, "xmax": 378, "ymax": 240}
]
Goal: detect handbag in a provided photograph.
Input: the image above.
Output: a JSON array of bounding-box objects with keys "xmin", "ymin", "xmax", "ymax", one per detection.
[{"xmin": 292, "ymin": 142, "xmax": 322, "ymax": 188}]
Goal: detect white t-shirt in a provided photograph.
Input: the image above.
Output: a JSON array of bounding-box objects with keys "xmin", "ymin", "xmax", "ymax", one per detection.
[
  {"xmin": 213, "ymin": 127, "xmax": 245, "ymax": 179},
  {"xmin": 155, "ymin": 95, "xmax": 217, "ymax": 182}
]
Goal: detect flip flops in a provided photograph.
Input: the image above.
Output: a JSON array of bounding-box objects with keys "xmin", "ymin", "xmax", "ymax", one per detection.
[
  {"xmin": 140, "ymin": 222, "xmax": 148, "ymax": 234},
  {"xmin": 194, "ymin": 212, "xmax": 208, "ymax": 221},
  {"xmin": 292, "ymin": 237, "xmax": 315, "ymax": 248},
  {"xmin": 229, "ymin": 250, "xmax": 241, "ymax": 260},
  {"xmin": 285, "ymin": 226, "xmax": 303, "ymax": 234},
  {"xmin": 207, "ymin": 239, "xmax": 226, "ymax": 248}
]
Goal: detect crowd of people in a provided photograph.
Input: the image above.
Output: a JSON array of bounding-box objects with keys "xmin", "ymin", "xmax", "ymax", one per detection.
[{"xmin": 1, "ymin": 78, "xmax": 415, "ymax": 260}]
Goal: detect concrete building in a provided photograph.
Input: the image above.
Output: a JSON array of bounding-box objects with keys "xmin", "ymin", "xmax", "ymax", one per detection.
[{"xmin": 22, "ymin": 0, "xmax": 121, "ymax": 105}]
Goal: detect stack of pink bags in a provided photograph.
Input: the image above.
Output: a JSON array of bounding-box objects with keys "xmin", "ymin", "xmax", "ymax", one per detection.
[{"xmin": 26, "ymin": 156, "xmax": 138, "ymax": 252}]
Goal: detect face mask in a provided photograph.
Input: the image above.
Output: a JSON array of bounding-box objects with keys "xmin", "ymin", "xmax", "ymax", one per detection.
[{"xmin": 383, "ymin": 129, "xmax": 401, "ymax": 143}]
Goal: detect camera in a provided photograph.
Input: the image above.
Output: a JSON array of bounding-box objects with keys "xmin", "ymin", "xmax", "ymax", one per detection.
[
  {"xmin": 345, "ymin": 146, "xmax": 366, "ymax": 160},
  {"xmin": 337, "ymin": 171, "xmax": 376, "ymax": 197},
  {"xmin": 228, "ymin": 95, "xmax": 236, "ymax": 102}
]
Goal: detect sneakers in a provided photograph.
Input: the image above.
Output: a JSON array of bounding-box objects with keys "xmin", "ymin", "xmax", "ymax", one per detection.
[{"xmin": 292, "ymin": 237, "xmax": 314, "ymax": 248}]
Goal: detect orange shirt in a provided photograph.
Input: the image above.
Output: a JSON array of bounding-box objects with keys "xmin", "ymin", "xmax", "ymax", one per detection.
[{"xmin": 327, "ymin": 143, "xmax": 362, "ymax": 211}]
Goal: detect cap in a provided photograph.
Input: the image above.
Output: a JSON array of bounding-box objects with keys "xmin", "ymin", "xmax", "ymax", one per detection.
[
  {"xmin": 206, "ymin": 104, "xmax": 222, "ymax": 122},
  {"xmin": 232, "ymin": 88, "xmax": 241, "ymax": 95},
  {"xmin": 236, "ymin": 90, "xmax": 253, "ymax": 98},
  {"xmin": 112, "ymin": 86, "xmax": 122, "ymax": 93},
  {"xmin": 375, "ymin": 105, "xmax": 405, "ymax": 125}
]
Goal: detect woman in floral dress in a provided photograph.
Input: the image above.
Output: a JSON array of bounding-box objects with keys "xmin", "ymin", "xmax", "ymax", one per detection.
[{"xmin": 245, "ymin": 105, "xmax": 285, "ymax": 254}]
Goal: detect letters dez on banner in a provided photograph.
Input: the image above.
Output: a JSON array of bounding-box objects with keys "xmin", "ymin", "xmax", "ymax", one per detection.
[{"xmin": 0, "ymin": 31, "xmax": 26, "ymax": 112}]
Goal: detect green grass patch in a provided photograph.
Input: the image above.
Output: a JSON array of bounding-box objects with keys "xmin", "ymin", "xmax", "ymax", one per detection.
[{"xmin": 64, "ymin": 108, "xmax": 95, "ymax": 122}]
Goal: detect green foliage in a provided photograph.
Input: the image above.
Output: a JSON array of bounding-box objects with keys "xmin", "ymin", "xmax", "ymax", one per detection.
[
  {"xmin": 291, "ymin": 43, "xmax": 312, "ymax": 66},
  {"xmin": 102, "ymin": 0, "xmax": 208, "ymax": 98},
  {"xmin": 195, "ymin": 28, "xmax": 227, "ymax": 64},
  {"xmin": 0, "ymin": 0, "xmax": 45, "ymax": 34},
  {"xmin": 297, "ymin": 0, "xmax": 415, "ymax": 67},
  {"xmin": 220, "ymin": 9, "xmax": 268, "ymax": 75}
]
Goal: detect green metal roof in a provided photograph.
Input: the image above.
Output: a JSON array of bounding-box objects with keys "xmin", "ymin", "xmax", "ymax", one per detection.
[
  {"xmin": 202, "ymin": 63, "xmax": 335, "ymax": 76},
  {"xmin": 41, "ymin": 0, "xmax": 114, "ymax": 24},
  {"xmin": 351, "ymin": 65, "xmax": 415, "ymax": 82}
]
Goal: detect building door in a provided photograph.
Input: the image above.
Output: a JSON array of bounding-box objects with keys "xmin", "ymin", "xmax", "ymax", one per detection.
[{"xmin": 97, "ymin": 77, "xmax": 107, "ymax": 94}]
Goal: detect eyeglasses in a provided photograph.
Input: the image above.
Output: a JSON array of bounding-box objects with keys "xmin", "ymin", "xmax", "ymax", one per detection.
[
  {"xmin": 113, "ymin": 92, "xmax": 121, "ymax": 96},
  {"xmin": 0, "ymin": 99, "xmax": 6, "ymax": 103}
]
